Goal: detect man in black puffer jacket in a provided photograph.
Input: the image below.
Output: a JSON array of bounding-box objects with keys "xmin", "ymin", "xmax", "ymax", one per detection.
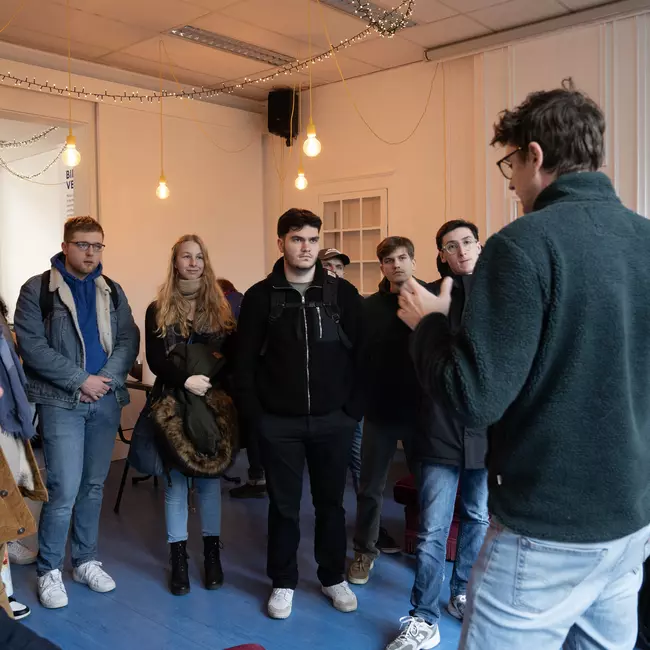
[
  {"xmin": 235, "ymin": 209, "xmax": 363, "ymax": 620},
  {"xmin": 384, "ymin": 223, "xmax": 489, "ymax": 650}
]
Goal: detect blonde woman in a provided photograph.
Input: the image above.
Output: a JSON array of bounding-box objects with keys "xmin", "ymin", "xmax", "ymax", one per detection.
[{"xmin": 145, "ymin": 235, "xmax": 237, "ymax": 596}]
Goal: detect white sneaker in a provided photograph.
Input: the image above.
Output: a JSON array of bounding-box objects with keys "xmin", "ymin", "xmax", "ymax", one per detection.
[
  {"xmin": 7, "ymin": 540, "xmax": 37, "ymax": 565},
  {"xmin": 37, "ymin": 570, "xmax": 69, "ymax": 609},
  {"xmin": 72, "ymin": 561, "xmax": 116, "ymax": 593},
  {"xmin": 267, "ymin": 588, "xmax": 294, "ymax": 619},
  {"xmin": 322, "ymin": 581, "xmax": 358, "ymax": 613},
  {"xmin": 386, "ymin": 616, "xmax": 440, "ymax": 650}
]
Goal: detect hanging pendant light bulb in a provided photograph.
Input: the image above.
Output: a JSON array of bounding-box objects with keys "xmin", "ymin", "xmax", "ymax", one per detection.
[
  {"xmin": 62, "ymin": 131, "xmax": 81, "ymax": 167},
  {"xmin": 155, "ymin": 42, "xmax": 169, "ymax": 200},
  {"xmin": 303, "ymin": 0, "xmax": 321, "ymax": 159},
  {"xmin": 295, "ymin": 168, "xmax": 308, "ymax": 190},
  {"xmin": 156, "ymin": 174, "xmax": 170, "ymax": 199},
  {"xmin": 63, "ymin": 0, "xmax": 81, "ymax": 168},
  {"xmin": 303, "ymin": 118, "xmax": 321, "ymax": 158}
]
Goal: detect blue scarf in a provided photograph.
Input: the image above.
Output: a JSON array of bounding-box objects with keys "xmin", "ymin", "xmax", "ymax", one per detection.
[{"xmin": 0, "ymin": 329, "xmax": 37, "ymax": 440}]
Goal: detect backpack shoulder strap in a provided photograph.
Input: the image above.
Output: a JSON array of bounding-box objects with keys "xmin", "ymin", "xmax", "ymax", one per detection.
[
  {"xmin": 268, "ymin": 288, "xmax": 286, "ymax": 323},
  {"xmin": 321, "ymin": 275, "xmax": 353, "ymax": 350},
  {"xmin": 260, "ymin": 288, "xmax": 287, "ymax": 356},
  {"xmin": 39, "ymin": 270, "xmax": 53, "ymax": 321},
  {"xmin": 102, "ymin": 275, "xmax": 120, "ymax": 310},
  {"xmin": 322, "ymin": 272, "xmax": 340, "ymax": 322}
]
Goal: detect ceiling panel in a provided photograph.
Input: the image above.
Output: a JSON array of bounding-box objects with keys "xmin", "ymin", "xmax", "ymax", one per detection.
[
  {"xmin": 438, "ymin": 0, "xmax": 510, "ymax": 12},
  {"xmin": 468, "ymin": 0, "xmax": 568, "ymax": 31},
  {"xmin": 345, "ymin": 35, "xmax": 424, "ymax": 69},
  {"xmin": 99, "ymin": 51, "xmax": 224, "ymax": 89},
  {"xmin": 373, "ymin": 0, "xmax": 459, "ymax": 23},
  {"xmin": 49, "ymin": 0, "xmax": 211, "ymax": 33},
  {"xmin": 402, "ymin": 14, "xmax": 490, "ymax": 47},
  {"xmin": 221, "ymin": 0, "xmax": 367, "ymax": 50},
  {"xmin": 0, "ymin": 26, "xmax": 111, "ymax": 61},
  {"xmin": 179, "ymin": 0, "xmax": 246, "ymax": 10},
  {"xmin": 8, "ymin": 0, "xmax": 156, "ymax": 53}
]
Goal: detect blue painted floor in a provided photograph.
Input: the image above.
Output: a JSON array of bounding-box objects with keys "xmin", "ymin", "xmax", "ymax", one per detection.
[{"xmin": 13, "ymin": 452, "xmax": 463, "ymax": 650}]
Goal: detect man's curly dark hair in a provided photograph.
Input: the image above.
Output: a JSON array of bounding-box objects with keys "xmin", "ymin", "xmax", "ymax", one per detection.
[{"xmin": 492, "ymin": 78, "xmax": 605, "ymax": 175}]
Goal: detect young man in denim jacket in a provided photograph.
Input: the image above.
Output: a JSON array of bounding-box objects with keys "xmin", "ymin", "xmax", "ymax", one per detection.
[{"xmin": 14, "ymin": 216, "xmax": 139, "ymax": 609}]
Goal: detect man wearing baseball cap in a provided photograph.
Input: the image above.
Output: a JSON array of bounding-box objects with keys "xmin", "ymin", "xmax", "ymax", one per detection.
[{"xmin": 318, "ymin": 249, "xmax": 350, "ymax": 278}]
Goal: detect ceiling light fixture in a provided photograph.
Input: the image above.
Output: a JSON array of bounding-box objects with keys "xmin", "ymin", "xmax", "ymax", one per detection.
[{"xmin": 168, "ymin": 26, "xmax": 296, "ymax": 67}]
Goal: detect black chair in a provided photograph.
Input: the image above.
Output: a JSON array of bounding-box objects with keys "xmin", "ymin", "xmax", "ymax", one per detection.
[{"xmin": 113, "ymin": 378, "xmax": 159, "ymax": 514}]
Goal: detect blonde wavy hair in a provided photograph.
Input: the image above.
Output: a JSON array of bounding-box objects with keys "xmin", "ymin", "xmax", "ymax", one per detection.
[{"xmin": 155, "ymin": 234, "xmax": 235, "ymax": 338}]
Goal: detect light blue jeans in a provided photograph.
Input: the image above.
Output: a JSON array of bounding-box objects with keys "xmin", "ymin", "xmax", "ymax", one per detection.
[
  {"xmin": 164, "ymin": 469, "xmax": 222, "ymax": 543},
  {"xmin": 460, "ymin": 520, "xmax": 650, "ymax": 650},
  {"xmin": 37, "ymin": 393, "xmax": 122, "ymax": 575},
  {"xmin": 411, "ymin": 462, "xmax": 489, "ymax": 624}
]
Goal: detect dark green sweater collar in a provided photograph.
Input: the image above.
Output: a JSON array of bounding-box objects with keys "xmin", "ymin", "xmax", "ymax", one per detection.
[{"xmin": 533, "ymin": 171, "xmax": 620, "ymax": 212}]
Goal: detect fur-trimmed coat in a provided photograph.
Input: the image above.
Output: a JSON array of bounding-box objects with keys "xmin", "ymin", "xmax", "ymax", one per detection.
[{"xmin": 144, "ymin": 305, "xmax": 238, "ymax": 478}]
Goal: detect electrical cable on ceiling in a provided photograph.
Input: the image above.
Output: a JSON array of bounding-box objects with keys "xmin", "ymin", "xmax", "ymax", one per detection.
[{"xmin": 315, "ymin": 0, "xmax": 439, "ymax": 147}]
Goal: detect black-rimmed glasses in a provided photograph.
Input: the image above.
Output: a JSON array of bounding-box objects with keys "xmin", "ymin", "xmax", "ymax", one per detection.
[
  {"xmin": 69, "ymin": 241, "xmax": 105, "ymax": 253},
  {"xmin": 496, "ymin": 147, "xmax": 523, "ymax": 180}
]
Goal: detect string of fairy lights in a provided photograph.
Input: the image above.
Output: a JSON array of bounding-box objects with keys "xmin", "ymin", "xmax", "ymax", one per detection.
[{"xmin": 0, "ymin": 0, "xmax": 421, "ymax": 193}]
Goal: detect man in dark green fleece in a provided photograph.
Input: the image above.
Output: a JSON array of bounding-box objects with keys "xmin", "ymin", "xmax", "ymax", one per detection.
[{"xmin": 397, "ymin": 81, "xmax": 650, "ymax": 649}]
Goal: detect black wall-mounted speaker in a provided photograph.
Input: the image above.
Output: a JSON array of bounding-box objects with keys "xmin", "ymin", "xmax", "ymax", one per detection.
[{"xmin": 268, "ymin": 89, "xmax": 300, "ymax": 147}]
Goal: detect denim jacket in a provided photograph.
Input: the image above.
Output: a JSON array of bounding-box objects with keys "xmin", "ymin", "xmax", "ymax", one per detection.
[{"xmin": 13, "ymin": 267, "xmax": 140, "ymax": 409}]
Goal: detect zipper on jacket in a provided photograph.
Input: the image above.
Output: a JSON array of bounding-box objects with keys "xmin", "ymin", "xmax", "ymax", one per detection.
[
  {"xmin": 316, "ymin": 306, "xmax": 323, "ymax": 339},
  {"xmin": 272, "ymin": 283, "xmax": 321, "ymax": 415},
  {"xmin": 302, "ymin": 295, "xmax": 311, "ymax": 414}
]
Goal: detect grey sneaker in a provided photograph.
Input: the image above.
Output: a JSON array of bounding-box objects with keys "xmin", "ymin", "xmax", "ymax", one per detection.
[
  {"xmin": 447, "ymin": 594, "xmax": 467, "ymax": 620},
  {"xmin": 348, "ymin": 552, "xmax": 374, "ymax": 585},
  {"xmin": 385, "ymin": 616, "xmax": 440, "ymax": 650}
]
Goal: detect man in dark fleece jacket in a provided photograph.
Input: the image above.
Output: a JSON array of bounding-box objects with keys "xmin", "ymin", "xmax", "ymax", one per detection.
[{"xmin": 398, "ymin": 83, "xmax": 650, "ymax": 649}]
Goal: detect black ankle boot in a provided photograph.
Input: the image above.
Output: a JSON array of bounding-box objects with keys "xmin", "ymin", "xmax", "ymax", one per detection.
[
  {"xmin": 203, "ymin": 536, "xmax": 224, "ymax": 590},
  {"xmin": 169, "ymin": 541, "xmax": 190, "ymax": 596}
]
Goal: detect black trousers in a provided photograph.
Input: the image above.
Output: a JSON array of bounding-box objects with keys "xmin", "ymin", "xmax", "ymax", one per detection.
[
  {"xmin": 258, "ymin": 410, "xmax": 355, "ymax": 589},
  {"xmin": 246, "ymin": 426, "xmax": 265, "ymax": 481}
]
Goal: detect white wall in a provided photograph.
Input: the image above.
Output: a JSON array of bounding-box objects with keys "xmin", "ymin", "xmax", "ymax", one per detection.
[
  {"xmin": 0, "ymin": 148, "xmax": 68, "ymax": 320},
  {"xmin": 263, "ymin": 10, "xmax": 650, "ymax": 282}
]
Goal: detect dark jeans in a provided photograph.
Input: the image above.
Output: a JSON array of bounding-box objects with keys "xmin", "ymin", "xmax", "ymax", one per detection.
[
  {"xmin": 258, "ymin": 410, "xmax": 355, "ymax": 589},
  {"xmin": 353, "ymin": 418, "xmax": 416, "ymax": 560}
]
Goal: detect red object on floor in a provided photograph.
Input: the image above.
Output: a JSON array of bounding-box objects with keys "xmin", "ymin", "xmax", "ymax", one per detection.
[
  {"xmin": 393, "ymin": 474, "xmax": 460, "ymax": 561},
  {"xmin": 225, "ymin": 646, "xmax": 266, "ymax": 650}
]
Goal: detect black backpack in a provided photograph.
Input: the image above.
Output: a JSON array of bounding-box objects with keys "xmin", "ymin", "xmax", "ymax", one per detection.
[
  {"xmin": 261, "ymin": 272, "xmax": 352, "ymax": 354},
  {"xmin": 39, "ymin": 269, "xmax": 119, "ymax": 321}
]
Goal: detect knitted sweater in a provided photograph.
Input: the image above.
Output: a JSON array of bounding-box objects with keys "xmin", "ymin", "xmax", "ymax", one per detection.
[{"xmin": 412, "ymin": 171, "xmax": 650, "ymax": 543}]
